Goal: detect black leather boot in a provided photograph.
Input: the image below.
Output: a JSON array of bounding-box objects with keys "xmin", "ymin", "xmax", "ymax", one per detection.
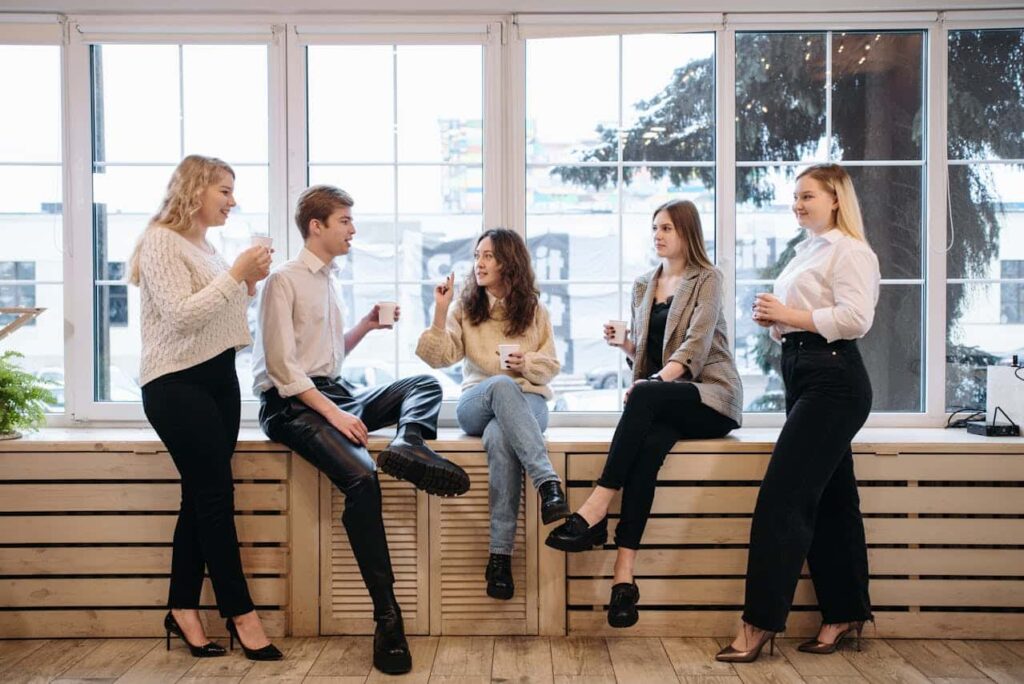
[
  {"xmin": 607, "ymin": 582, "xmax": 640, "ymax": 628},
  {"xmin": 378, "ymin": 438, "xmax": 470, "ymax": 497},
  {"xmin": 538, "ymin": 480, "xmax": 571, "ymax": 524},
  {"xmin": 373, "ymin": 608, "xmax": 412, "ymax": 675},
  {"xmin": 485, "ymin": 553, "xmax": 514, "ymax": 600},
  {"xmin": 545, "ymin": 513, "xmax": 608, "ymax": 552}
]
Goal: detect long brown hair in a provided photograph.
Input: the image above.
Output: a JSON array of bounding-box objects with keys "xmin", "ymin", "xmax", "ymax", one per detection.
[
  {"xmin": 651, "ymin": 199, "xmax": 714, "ymax": 269},
  {"xmin": 460, "ymin": 228, "xmax": 539, "ymax": 338}
]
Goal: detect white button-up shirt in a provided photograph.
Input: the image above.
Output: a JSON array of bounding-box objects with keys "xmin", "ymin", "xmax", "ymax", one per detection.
[
  {"xmin": 771, "ymin": 228, "xmax": 881, "ymax": 344},
  {"xmin": 252, "ymin": 248, "xmax": 346, "ymax": 397}
]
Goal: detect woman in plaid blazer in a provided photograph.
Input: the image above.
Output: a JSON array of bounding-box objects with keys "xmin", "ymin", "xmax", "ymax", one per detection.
[{"xmin": 546, "ymin": 199, "xmax": 742, "ymax": 628}]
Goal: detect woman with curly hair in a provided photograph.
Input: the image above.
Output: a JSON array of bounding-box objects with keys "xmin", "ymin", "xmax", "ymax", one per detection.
[{"xmin": 417, "ymin": 228, "xmax": 570, "ymax": 600}]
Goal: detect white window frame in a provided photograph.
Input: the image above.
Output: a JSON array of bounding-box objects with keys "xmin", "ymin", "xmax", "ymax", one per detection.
[{"xmin": 63, "ymin": 15, "xmax": 287, "ymax": 423}]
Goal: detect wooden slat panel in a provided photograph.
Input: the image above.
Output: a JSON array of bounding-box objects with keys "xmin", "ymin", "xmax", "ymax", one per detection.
[
  {"xmin": 431, "ymin": 455, "xmax": 534, "ymax": 635},
  {"xmin": 0, "ymin": 546, "xmax": 287, "ymax": 575},
  {"xmin": 0, "ymin": 482, "xmax": 287, "ymax": 512},
  {"xmin": 568, "ymin": 452, "xmax": 1024, "ymax": 482},
  {"xmin": 605, "ymin": 517, "xmax": 1024, "ymax": 545},
  {"xmin": 320, "ymin": 467, "xmax": 429, "ymax": 635},
  {"xmin": 0, "ymin": 451, "xmax": 288, "ymax": 481},
  {"xmin": 0, "ymin": 609, "xmax": 287, "ymax": 638},
  {"xmin": 0, "ymin": 515, "xmax": 287, "ymax": 543},
  {"xmin": 2, "ymin": 577, "xmax": 287, "ymax": 607},
  {"xmin": 568, "ymin": 547, "xmax": 1024, "ymax": 578},
  {"xmin": 569, "ymin": 485, "xmax": 1024, "ymax": 515}
]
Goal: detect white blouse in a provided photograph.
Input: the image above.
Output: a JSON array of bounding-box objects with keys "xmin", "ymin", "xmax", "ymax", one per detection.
[{"xmin": 771, "ymin": 228, "xmax": 880, "ymax": 343}]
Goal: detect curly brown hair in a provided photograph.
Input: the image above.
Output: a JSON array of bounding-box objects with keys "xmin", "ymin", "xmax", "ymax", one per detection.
[{"xmin": 460, "ymin": 229, "xmax": 539, "ymax": 338}]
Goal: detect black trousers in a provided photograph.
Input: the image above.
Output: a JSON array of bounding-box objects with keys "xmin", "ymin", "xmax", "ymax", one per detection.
[
  {"xmin": 142, "ymin": 348, "xmax": 255, "ymax": 618},
  {"xmin": 597, "ymin": 381, "xmax": 738, "ymax": 549},
  {"xmin": 260, "ymin": 374, "xmax": 442, "ymax": 592},
  {"xmin": 742, "ymin": 332, "xmax": 874, "ymax": 633}
]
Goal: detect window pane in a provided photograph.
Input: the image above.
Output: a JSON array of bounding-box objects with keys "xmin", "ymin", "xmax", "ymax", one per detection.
[
  {"xmin": 1, "ymin": 284, "xmax": 65, "ymax": 406},
  {"xmin": 0, "ymin": 166, "xmax": 63, "ymax": 260},
  {"xmin": 308, "ymin": 46, "xmax": 395, "ymax": 163},
  {"xmin": 309, "ymin": 165, "xmax": 395, "ymax": 216},
  {"xmin": 182, "ymin": 45, "xmax": 269, "ymax": 164},
  {"xmin": 0, "ymin": 46, "xmax": 61, "ymax": 162},
  {"xmin": 844, "ymin": 165, "xmax": 922, "ymax": 279},
  {"xmin": 832, "ymin": 32, "xmax": 924, "ymax": 161},
  {"xmin": 526, "ymin": 36, "xmax": 619, "ymax": 164},
  {"xmin": 396, "ymin": 45, "xmax": 482, "ymax": 163},
  {"xmin": 621, "ymin": 33, "xmax": 715, "ymax": 163},
  {"xmin": 863, "ymin": 285, "xmax": 923, "ymax": 411},
  {"xmin": 94, "ymin": 45, "xmax": 181, "ymax": 162},
  {"xmin": 946, "ymin": 282, "xmax": 1020, "ymax": 410},
  {"xmin": 947, "ymin": 165, "xmax": 1024, "ymax": 280},
  {"xmin": 948, "ymin": 29, "xmax": 1024, "ymax": 161},
  {"xmin": 736, "ymin": 166, "xmax": 802, "ymax": 281},
  {"xmin": 736, "ymin": 32, "xmax": 826, "ymax": 162},
  {"xmin": 340, "ymin": 282, "xmax": 397, "ymax": 389},
  {"xmin": 399, "ymin": 284, "xmax": 463, "ymax": 401}
]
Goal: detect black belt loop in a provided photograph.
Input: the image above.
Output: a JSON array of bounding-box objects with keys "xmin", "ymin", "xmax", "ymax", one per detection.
[{"xmin": 780, "ymin": 332, "xmax": 857, "ymax": 352}]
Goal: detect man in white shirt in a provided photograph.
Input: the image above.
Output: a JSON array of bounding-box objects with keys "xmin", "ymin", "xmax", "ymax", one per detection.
[{"xmin": 252, "ymin": 185, "xmax": 469, "ymax": 675}]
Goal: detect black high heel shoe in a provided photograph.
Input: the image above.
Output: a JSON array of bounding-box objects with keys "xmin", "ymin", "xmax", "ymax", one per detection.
[
  {"xmin": 374, "ymin": 609, "xmax": 412, "ymax": 675},
  {"xmin": 225, "ymin": 618, "xmax": 284, "ymax": 661},
  {"xmin": 164, "ymin": 611, "xmax": 226, "ymax": 658},
  {"xmin": 797, "ymin": 619, "xmax": 869, "ymax": 654},
  {"xmin": 544, "ymin": 513, "xmax": 608, "ymax": 552}
]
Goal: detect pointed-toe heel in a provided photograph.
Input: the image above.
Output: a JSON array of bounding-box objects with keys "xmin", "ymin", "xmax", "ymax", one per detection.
[
  {"xmin": 797, "ymin": 620, "xmax": 868, "ymax": 654},
  {"xmin": 225, "ymin": 619, "xmax": 283, "ymax": 661},
  {"xmin": 163, "ymin": 612, "xmax": 226, "ymax": 658},
  {"xmin": 544, "ymin": 513, "xmax": 608, "ymax": 552},
  {"xmin": 715, "ymin": 630, "xmax": 776, "ymax": 663}
]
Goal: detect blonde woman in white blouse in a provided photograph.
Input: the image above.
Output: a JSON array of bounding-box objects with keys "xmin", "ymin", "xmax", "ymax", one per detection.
[
  {"xmin": 719, "ymin": 164, "xmax": 880, "ymax": 663},
  {"xmin": 130, "ymin": 155, "xmax": 280, "ymax": 660}
]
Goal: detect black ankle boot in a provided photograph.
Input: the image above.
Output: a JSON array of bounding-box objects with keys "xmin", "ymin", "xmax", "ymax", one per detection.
[
  {"xmin": 538, "ymin": 481, "xmax": 571, "ymax": 524},
  {"xmin": 373, "ymin": 609, "xmax": 412, "ymax": 675},
  {"xmin": 545, "ymin": 513, "xmax": 608, "ymax": 552},
  {"xmin": 485, "ymin": 553, "xmax": 514, "ymax": 600},
  {"xmin": 378, "ymin": 438, "xmax": 470, "ymax": 497},
  {"xmin": 607, "ymin": 582, "xmax": 640, "ymax": 628}
]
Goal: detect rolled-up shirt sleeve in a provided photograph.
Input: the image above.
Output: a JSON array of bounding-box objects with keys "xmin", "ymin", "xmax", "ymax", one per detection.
[
  {"xmin": 259, "ymin": 274, "xmax": 315, "ymax": 397},
  {"xmin": 811, "ymin": 247, "xmax": 880, "ymax": 343}
]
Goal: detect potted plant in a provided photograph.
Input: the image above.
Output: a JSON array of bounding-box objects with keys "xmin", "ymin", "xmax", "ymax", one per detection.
[{"xmin": 0, "ymin": 350, "xmax": 56, "ymax": 440}]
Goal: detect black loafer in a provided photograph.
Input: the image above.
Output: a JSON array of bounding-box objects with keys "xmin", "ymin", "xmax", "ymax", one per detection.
[
  {"xmin": 538, "ymin": 481, "xmax": 571, "ymax": 525},
  {"xmin": 608, "ymin": 582, "xmax": 640, "ymax": 628},
  {"xmin": 544, "ymin": 513, "xmax": 608, "ymax": 552},
  {"xmin": 373, "ymin": 610, "xmax": 412, "ymax": 675},
  {"xmin": 377, "ymin": 438, "xmax": 470, "ymax": 497},
  {"xmin": 485, "ymin": 553, "xmax": 514, "ymax": 600}
]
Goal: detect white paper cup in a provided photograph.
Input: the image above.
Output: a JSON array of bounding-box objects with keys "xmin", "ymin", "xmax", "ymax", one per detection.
[
  {"xmin": 250, "ymin": 235, "xmax": 274, "ymax": 249},
  {"xmin": 498, "ymin": 343, "xmax": 521, "ymax": 370},
  {"xmin": 607, "ymin": 320, "xmax": 627, "ymax": 345},
  {"xmin": 377, "ymin": 301, "xmax": 398, "ymax": 325}
]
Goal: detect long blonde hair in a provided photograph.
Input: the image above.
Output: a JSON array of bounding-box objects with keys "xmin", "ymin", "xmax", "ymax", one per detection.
[
  {"xmin": 128, "ymin": 155, "xmax": 235, "ymax": 285},
  {"xmin": 795, "ymin": 163, "xmax": 867, "ymax": 242}
]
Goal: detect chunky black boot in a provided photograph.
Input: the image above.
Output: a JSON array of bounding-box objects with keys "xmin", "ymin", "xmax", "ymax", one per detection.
[
  {"xmin": 373, "ymin": 608, "xmax": 412, "ymax": 674},
  {"xmin": 545, "ymin": 513, "xmax": 608, "ymax": 552},
  {"xmin": 378, "ymin": 438, "xmax": 470, "ymax": 497},
  {"xmin": 607, "ymin": 582, "xmax": 640, "ymax": 628},
  {"xmin": 485, "ymin": 553, "xmax": 514, "ymax": 600},
  {"xmin": 538, "ymin": 480, "xmax": 571, "ymax": 524}
]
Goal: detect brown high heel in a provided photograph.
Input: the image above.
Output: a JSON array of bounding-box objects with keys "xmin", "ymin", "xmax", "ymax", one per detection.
[
  {"xmin": 715, "ymin": 625, "xmax": 777, "ymax": 663},
  {"xmin": 797, "ymin": 619, "xmax": 868, "ymax": 654}
]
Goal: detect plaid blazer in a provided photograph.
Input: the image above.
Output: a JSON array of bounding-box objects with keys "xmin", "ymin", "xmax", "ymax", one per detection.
[{"xmin": 630, "ymin": 263, "xmax": 743, "ymax": 425}]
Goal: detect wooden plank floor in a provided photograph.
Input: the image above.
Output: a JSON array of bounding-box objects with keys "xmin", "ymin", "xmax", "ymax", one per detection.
[{"xmin": 0, "ymin": 636, "xmax": 1022, "ymax": 683}]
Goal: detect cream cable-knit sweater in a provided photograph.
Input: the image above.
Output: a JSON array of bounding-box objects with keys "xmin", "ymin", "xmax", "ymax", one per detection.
[
  {"xmin": 416, "ymin": 299, "xmax": 561, "ymax": 400},
  {"xmin": 137, "ymin": 226, "xmax": 251, "ymax": 386}
]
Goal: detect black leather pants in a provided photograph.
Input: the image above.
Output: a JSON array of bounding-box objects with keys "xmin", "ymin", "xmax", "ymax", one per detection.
[{"xmin": 260, "ymin": 374, "xmax": 442, "ymax": 592}]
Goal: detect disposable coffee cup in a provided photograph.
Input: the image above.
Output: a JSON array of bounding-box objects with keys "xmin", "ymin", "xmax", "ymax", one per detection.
[
  {"xmin": 250, "ymin": 235, "xmax": 273, "ymax": 249},
  {"xmin": 377, "ymin": 301, "xmax": 397, "ymax": 326},
  {"xmin": 607, "ymin": 320, "xmax": 627, "ymax": 345},
  {"xmin": 498, "ymin": 343, "xmax": 521, "ymax": 370}
]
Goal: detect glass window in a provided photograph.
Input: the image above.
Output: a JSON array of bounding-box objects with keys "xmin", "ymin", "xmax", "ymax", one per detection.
[
  {"xmin": 90, "ymin": 44, "xmax": 270, "ymax": 402},
  {"xmin": 736, "ymin": 31, "xmax": 926, "ymax": 413},
  {"xmin": 526, "ymin": 32, "xmax": 716, "ymax": 412},
  {"xmin": 0, "ymin": 45, "xmax": 63, "ymax": 407},
  {"xmin": 307, "ymin": 43, "xmax": 484, "ymax": 401}
]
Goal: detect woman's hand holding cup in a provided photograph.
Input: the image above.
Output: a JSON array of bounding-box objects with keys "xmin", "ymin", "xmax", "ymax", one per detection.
[{"xmin": 231, "ymin": 244, "xmax": 273, "ymax": 296}]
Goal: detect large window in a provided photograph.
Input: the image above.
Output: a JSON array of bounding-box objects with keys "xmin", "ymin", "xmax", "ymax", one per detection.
[
  {"xmin": 0, "ymin": 44, "xmax": 63, "ymax": 401},
  {"xmin": 90, "ymin": 43, "xmax": 270, "ymax": 402},
  {"xmin": 305, "ymin": 42, "xmax": 485, "ymax": 400},
  {"xmin": 735, "ymin": 30, "xmax": 926, "ymax": 413},
  {"xmin": 945, "ymin": 28, "xmax": 1024, "ymax": 410},
  {"xmin": 524, "ymin": 32, "xmax": 716, "ymax": 411}
]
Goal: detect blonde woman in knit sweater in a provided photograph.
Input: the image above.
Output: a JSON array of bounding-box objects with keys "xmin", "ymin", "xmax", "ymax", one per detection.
[
  {"xmin": 130, "ymin": 155, "xmax": 280, "ymax": 661},
  {"xmin": 416, "ymin": 228, "xmax": 571, "ymax": 600}
]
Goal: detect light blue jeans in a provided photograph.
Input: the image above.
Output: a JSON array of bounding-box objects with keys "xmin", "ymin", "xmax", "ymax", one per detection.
[{"xmin": 456, "ymin": 375, "xmax": 559, "ymax": 555}]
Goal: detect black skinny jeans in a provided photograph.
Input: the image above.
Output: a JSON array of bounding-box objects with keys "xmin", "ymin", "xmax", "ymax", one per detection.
[
  {"xmin": 742, "ymin": 332, "xmax": 874, "ymax": 633},
  {"xmin": 260, "ymin": 374, "xmax": 442, "ymax": 594},
  {"xmin": 598, "ymin": 381, "xmax": 738, "ymax": 549},
  {"xmin": 142, "ymin": 348, "xmax": 255, "ymax": 618}
]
